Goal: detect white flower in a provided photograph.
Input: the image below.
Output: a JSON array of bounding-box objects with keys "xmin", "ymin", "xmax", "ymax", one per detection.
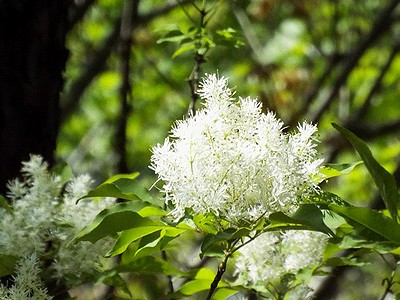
[
  {"xmin": 234, "ymin": 230, "xmax": 328, "ymax": 297},
  {"xmin": 0, "ymin": 155, "xmax": 114, "ymax": 287},
  {"xmin": 0, "ymin": 254, "xmax": 52, "ymax": 300},
  {"xmin": 150, "ymin": 74, "xmax": 323, "ymax": 225}
]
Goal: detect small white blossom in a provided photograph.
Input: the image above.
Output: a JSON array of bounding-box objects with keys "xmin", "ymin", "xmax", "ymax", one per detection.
[
  {"xmin": 234, "ymin": 230, "xmax": 328, "ymax": 297},
  {"xmin": 150, "ymin": 74, "xmax": 323, "ymax": 225}
]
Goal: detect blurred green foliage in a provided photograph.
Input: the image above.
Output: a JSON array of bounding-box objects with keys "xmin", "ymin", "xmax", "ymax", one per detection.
[{"xmin": 57, "ymin": 1, "xmax": 400, "ymax": 298}]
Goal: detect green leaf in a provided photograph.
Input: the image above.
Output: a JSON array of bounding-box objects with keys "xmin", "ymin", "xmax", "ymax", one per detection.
[
  {"xmin": 0, "ymin": 255, "xmax": 17, "ymax": 277},
  {"xmin": 110, "ymin": 225, "xmax": 185, "ymax": 257},
  {"xmin": 110, "ymin": 227, "xmax": 163, "ymax": 256},
  {"xmin": 212, "ymin": 288, "xmax": 239, "ymax": 300},
  {"xmin": 172, "ymin": 43, "xmax": 196, "ymax": 58},
  {"xmin": 117, "ymin": 256, "xmax": 183, "ymax": 276},
  {"xmin": 156, "ymin": 29, "xmax": 187, "ymax": 44},
  {"xmin": 72, "ymin": 201, "xmax": 164, "ymax": 244},
  {"xmin": 176, "ymin": 279, "xmax": 213, "ymax": 296},
  {"xmin": 0, "ymin": 195, "xmax": 12, "ymax": 213},
  {"xmin": 80, "ymin": 172, "xmax": 155, "ymax": 203},
  {"xmin": 215, "ymin": 27, "xmax": 245, "ymax": 48},
  {"xmin": 303, "ymin": 189, "xmax": 348, "ymax": 207},
  {"xmin": 98, "ymin": 269, "xmax": 131, "ymax": 297},
  {"xmin": 268, "ymin": 204, "xmax": 334, "ymax": 236},
  {"xmin": 324, "ymin": 256, "xmax": 369, "ymax": 267},
  {"xmin": 332, "ymin": 123, "xmax": 400, "ymax": 220},
  {"xmin": 201, "ymin": 227, "xmax": 251, "ymax": 258},
  {"xmin": 330, "ymin": 204, "xmax": 400, "ymax": 244},
  {"xmin": 337, "ymin": 235, "xmax": 400, "ymax": 254},
  {"xmin": 193, "ymin": 213, "xmax": 219, "ymax": 234},
  {"xmin": 173, "ymin": 268, "xmax": 227, "ymax": 296},
  {"xmin": 319, "ymin": 161, "xmax": 363, "ymax": 180}
]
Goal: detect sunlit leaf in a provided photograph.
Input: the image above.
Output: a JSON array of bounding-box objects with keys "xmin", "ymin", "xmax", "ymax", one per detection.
[
  {"xmin": 303, "ymin": 190, "xmax": 348, "ymax": 207},
  {"xmin": 172, "ymin": 43, "xmax": 196, "ymax": 58},
  {"xmin": 72, "ymin": 201, "xmax": 164, "ymax": 243},
  {"xmin": 193, "ymin": 213, "xmax": 219, "ymax": 234},
  {"xmin": 80, "ymin": 172, "xmax": 156, "ymax": 203},
  {"xmin": 212, "ymin": 288, "xmax": 239, "ymax": 300},
  {"xmin": 173, "ymin": 268, "xmax": 226, "ymax": 296},
  {"xmin": 110, "ymin": 225, "xmax": 185, "ymax": 256},
  {"xmin": 319, "ymin": 161, "xmax": 363, "ymax": 180}
]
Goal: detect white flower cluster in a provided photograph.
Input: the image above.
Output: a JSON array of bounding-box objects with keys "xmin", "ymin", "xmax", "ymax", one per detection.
[
  {"xmin": 150, "ymin": 74, "xmax": 323, "ymax": 224},
  {"xmin": 0, "ymin": 254, "xmax": 52, "ymax": 300},
  {"xmin": 0, "ymin": 155, "xmax": 114, "ymax": 288},
  {"xmin": 235, "ymin": 230, "xmax": 328, "ymax": 298}
]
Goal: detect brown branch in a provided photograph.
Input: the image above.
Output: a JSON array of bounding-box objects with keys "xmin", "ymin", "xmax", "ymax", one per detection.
[
  {"xmin": 187, "ymin": 5, "xmax": 207, "ymax": 116},
  {"xmin": 188, "ymin": 53, "xmax": 206, "ymax": 115},
  {"xmin": 205, "ymin": 254, "xmax": 230, "ymax": 300},
  {"xmin": 311, "ymin": 0, "xmax": 400, "ymax": 123}
]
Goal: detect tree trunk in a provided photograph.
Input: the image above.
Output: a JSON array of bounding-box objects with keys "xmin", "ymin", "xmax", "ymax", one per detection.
[{"xmin": 0, "ymin": 0, "xmax": 71, "ymax": 194}]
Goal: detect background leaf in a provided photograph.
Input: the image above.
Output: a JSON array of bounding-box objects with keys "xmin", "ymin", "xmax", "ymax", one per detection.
[
  {"xmin": 333, "ymin": 123, "xmax": 400, "ymax": 220},
  {"xmin": 330, "ymin": 204, "xmax": 400, "ymax": 244}
]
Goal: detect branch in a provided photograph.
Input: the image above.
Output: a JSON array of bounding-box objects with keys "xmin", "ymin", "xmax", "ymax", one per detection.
[
  {"xmin": 299, "ymin": 53, "xmax": 343, "ymax": 118},
  {"xmin": 187, "ymin": 4, "xmax": 207, "ymax": 116},
  {"xmin": 115, "ymin": 0, "xmax": 139, "ymax": 174},
  {"xmin": 68, "ymin": 0, "xmax": 96, "ymax": 30},
  {"xmin": 61, "ymin": 17, "xmax": 120, "ymax": 122},
  {"xmin": 61, "ymin": 0, "xmax": 194, "ymax": 122},
  {"xmin": 353, "ymin": 40, "xmax": 400, "ymax": 120},
  {"xmin": 205, "ymin": 254, "xmax": 230, "ymax": 300},
  {"xmin": 349, "ymin": 119, "xmax": 400, "ymax": 140},
  {"xmin": 310, "ymin": 0, "xmax": 400, "ymax": 123}
]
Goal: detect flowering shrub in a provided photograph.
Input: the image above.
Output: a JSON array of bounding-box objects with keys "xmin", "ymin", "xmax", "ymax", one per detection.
[
  {"xmin": 0, "ymin": 155, "xmax": 114, "ymax": 298},
  {"xmin": 0, "ymin": 255, "xmax": 51, "ymax": 300},
  {"xmin": 150, "ymin": 74, "xmax": 323, "ymax": 225},
  {"xmin": 148, "ymin": 74, "xmax": 330, "ymax": 298},
  {"xmin": 2, "ymin": 75, "xmax": 400, "ymax": 299}
]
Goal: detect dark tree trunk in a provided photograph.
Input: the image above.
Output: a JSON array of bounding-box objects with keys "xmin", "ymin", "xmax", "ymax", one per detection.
[{"xmin": 0, "ymin": 0, "xmax": 71, "ymax": 194}]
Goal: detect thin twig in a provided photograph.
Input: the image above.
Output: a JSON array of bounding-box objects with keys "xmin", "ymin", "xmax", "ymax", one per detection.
[
  {"xmin": 187, "ymin": 5, "xmax": 207, "ymax": 116},
  {"xmin": 379, "ymin": 254, "xmax": 399, "ymax": 300}
]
